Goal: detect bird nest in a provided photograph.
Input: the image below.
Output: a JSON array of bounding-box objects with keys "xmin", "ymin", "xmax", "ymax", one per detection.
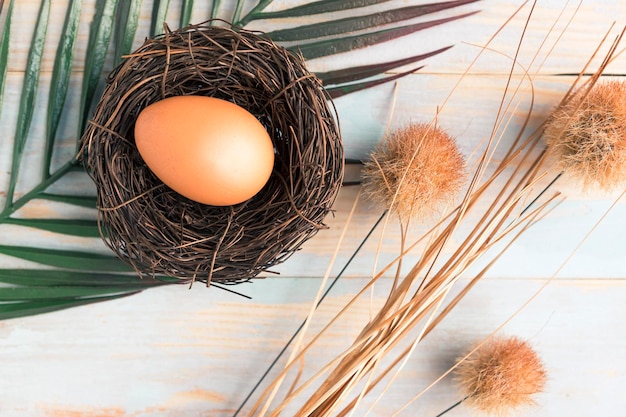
[{"xmin": 80, "ymin": 22, "xmax": 344, "ymax": 285}]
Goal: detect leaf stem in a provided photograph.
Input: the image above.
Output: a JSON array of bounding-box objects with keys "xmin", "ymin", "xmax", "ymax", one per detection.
[
  {"xmin": 1, "ymin": 160, "xmax": 78, "ymax": 220},
  {"xmin": 434, "ymin": 396, "xmax": 467, "ymax": 417},
  {"xmin": 236, "ymin": 0, "xmax": 273, "ymax": 27}
]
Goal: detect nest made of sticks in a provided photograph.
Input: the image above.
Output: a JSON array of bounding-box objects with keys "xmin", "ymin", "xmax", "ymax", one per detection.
[{"xmin": 80, "ymin": 22, "xmax": 344, "ymax": 285}]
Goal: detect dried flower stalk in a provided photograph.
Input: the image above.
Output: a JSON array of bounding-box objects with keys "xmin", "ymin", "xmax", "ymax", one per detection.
[{"xmin": 243, "ymin": 4, "xmax": 625, "ymax": 417}]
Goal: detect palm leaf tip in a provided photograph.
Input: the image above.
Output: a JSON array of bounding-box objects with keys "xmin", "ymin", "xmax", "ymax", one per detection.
[
  {"xmin": 3, "ymin": 218, "xmax": 101, "ymax": 238},
  {"xmin": 0, "ymin": 291, "xmax": 142, "ymax": 321},
  {"xmin": 317, "ymin": 45, "xmax": 453, "ymax": 86},
  {"xmin": 0, "ymin": 268, "xmax": 176, "ymax": 320},
  {"xmin": 0, "ymin": 269, "xmax": 164, "ymax": 287},
  {"xmin": 0, "ymin": 245, "xmax": 134, "ymax": 272},
  {"xmin": 326, "ymin": 65, "xmax": 425, "ymax": 99}
]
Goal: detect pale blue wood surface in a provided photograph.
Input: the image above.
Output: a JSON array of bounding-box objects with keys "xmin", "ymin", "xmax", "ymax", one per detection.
[{"xmin": 1, "ymin": 1, "xmax": 625, "ymax": 416}]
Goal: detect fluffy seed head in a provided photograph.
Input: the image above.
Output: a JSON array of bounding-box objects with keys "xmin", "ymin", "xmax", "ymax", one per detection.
[
  {"xmin": 455, "ymin": 336, "xmax": 547, "ymax": 415},
  {"xmin": 362, "ymin": 123, "xmax": 465, "ymax": 220},
  {"xmin": 543, "ymin": 80, "xmax": 626, "ymax": 190}
]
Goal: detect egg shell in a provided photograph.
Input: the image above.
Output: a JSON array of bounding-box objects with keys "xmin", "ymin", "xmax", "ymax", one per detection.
[{"xmin": 134, "ymin": 96, "xmax": 275, "ymax": 206}]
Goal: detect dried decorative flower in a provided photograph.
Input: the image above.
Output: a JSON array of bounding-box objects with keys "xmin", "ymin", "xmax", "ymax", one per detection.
[
  {"xmin": 455, "ymin": 336, "xmax": 547, "ymax": 415},
  {"xmin": 362, "ymin": 123, "xmax": 466, "ymax": 220},
  {"xmin": 544, "ymin": 80, "xmax": 626, "ymax": 189}
]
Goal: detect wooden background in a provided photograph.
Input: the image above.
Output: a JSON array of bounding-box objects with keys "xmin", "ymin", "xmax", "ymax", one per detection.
[{"xmin": 1, "ymin": 1, "xmax": 626, "ymax": 416}]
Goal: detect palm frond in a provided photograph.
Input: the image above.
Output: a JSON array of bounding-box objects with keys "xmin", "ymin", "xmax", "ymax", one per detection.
[
  {"xmin": 0, "ymin": 0, "xmax": 13, "ymax": 116},
  {"xmin": 289, "ymin": 11, "xmax": 479, "ymax": 60},
  {"xmin": 0, "ymin": 268, "xmax": 175, "ymax": 320},
  {"xmin": 266, "ymin": 0, "xmax": 479, "ymax": 42},
  {"xmin": 0, "ymin": 0, "xmax": 478, "ymax": 320},
  {"xmin": 325, "ymin": 66, "xmax": 424, "ymax": 99},
  {"xmin": 210, "ymin": 0, "xmax": 221, "ymax": 19},
  {"xmin": 44, "ymin": 0, "xmax": 81, "ymax": 179},
  {"xmin": 0, "ymin": 246, "xmax": 133, "ymax": 272},
  {"xmin": 179, "ymin": 0, "xmax": 194, "ymax": 27},
  {"xmin": 2, "ymin": 218, "xmax": 100, "ymax": 238},
  {"xmin": 0, "ymin": 292, "xmax": 141, "ymax": 321},
  {"xmin": 5, "ymin": 0, "xmax": 50, "ymax": 209},
  {"xmin": 0, "ymin": 269, "xmax": 178, "ymax": 286},
  {"xmin": 78, "ymin": 0, "xmax": 117, "ymax": 136},
  {"xmin": 114, "ymin": 0, "xmax": 142, "ymax": 63},
  {"xmin": 37, "ymin": 193, "xmax": 98, "ymax": 209},
  {"xmin": 316, "ymin": 46, "xmax": 452, "ymax": 85},
  {"xmin": 150, "ymin": 0, "xmax": 170, "ymax": 36},
  {"xmin": 245, "ymin": 0, "xmax": 393, "ymax": 21}
]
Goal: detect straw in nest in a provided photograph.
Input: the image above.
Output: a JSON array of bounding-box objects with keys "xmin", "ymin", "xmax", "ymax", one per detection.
[{"xmin": 80, "ymin": 22, "xmax": 344, "ymax": 285}]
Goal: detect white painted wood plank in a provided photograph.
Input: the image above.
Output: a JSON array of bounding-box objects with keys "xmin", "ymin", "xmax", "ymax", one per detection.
[{"xmin": 1, "ymin": 277, "xmax": 625, "ymax": 416}]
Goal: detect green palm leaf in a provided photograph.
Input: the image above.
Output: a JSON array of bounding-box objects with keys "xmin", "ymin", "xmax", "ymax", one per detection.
[
  {"xmin": 44, "ymin": 0, "xmax": 81, "ymax": 179},
  {"xmin": 266, "ymin": 0, "xmax": 479, "ymax": 42},
  {"xmin": 0, "ymin": 0, "xmax": 14, "ymax": 115},
  {"xmin": 245, "ymin": 0, "xmax": 393, "ymax": 21},
  {"xmin": 0, "ymin": 269, "xmax": 175, "ymax": 286},
  {"xmin": 5, "ymin": 0, "xmax": 50, "ymax": 209},
  {"xmin": 2, "ymin": 218, "xmax": 101, "ymax": 238},
  {"xmin": 0, "ymin": 286, "xmax": 145, "ymax": 301},
  {"xmin": 290, "ymin": 12, "xmax": 479, "ymax": 60},
  {"xmin": 114, "ymin": 0, "xmax": 142, "ymax": 63},
  {"xmin": 326, "ymin": 66, "xmax": 424, "ymax": 99},
  {"xmin": 180, "ymin": 0, "xmax": 194, "ymax": 27},
  {"xmin": 0, "ymin": 246, "xmax": 133, "ymax": 272},
  {"xmin": 78, "ymin": 0, "xmax": 117, "ymax": 136},
  {"xmin": 37, "ymin": 193, "xmax": 98, "ymax": 209},
  {"xmin": 210, "ymin": 0, "xmax": 221, "ymax": 19},
  {"xmin": 150, "ymin": 0, "xmax": 170, "ymax": 36},
  {"xmin": 317, "ymin": 47, "xmax": 451, "ymax": 85},
  {"xmin": 0, "ymin": 269, "xmax": 174, "ymax": 320},
  {"xmin": 0, "ymin": 0, "xmax": 478, "ymax": 320},
  {"xmin": 0, "ymin": 292, "xmax": 140, "ymax": 321}
]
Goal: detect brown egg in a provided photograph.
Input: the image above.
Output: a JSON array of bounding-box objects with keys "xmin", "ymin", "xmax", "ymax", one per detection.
[{"xmin": 134, "ymin": 96, "xmax": 274, "ymax": 206}]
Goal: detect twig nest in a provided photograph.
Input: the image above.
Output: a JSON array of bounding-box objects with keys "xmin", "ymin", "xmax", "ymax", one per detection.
[
  {"xmin": 80, "ymin": 23, "xmax": 343, "ymax": 285},
  {"xmin": 455, "ymin": 336, "xmax": 547, "ymax": 415},
  {"xmin": 544, "ymin": 80, "xmax": 626, "ymax": 190},
  {"xmin": 361, "ymin": 123, "xmax": 465, "ymax": 220}
]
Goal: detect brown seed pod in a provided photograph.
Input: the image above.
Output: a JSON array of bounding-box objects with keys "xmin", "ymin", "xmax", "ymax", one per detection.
[
  {"xmin": 361, "ymin": 123, "xmax": 465, "ymax": 220},
  {"xmin": 79, "ymin": 22, "xmax": 343, "ymax": 285},
  {"xmin": 455, "ymin": 336, "xmax": 547, "ymax": 415},
  {"xmin": 544, "ymin": 80, "xmax": 626, "ymax": 190}
]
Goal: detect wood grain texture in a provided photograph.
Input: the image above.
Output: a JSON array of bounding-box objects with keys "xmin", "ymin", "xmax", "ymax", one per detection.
[
  {"xmin": 1, "ymin": 277, "xmax": 625, "ymax": 416},
  {"xmin": 1, "ymin": 0, "xmax": 626, "ymax": 416}
]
